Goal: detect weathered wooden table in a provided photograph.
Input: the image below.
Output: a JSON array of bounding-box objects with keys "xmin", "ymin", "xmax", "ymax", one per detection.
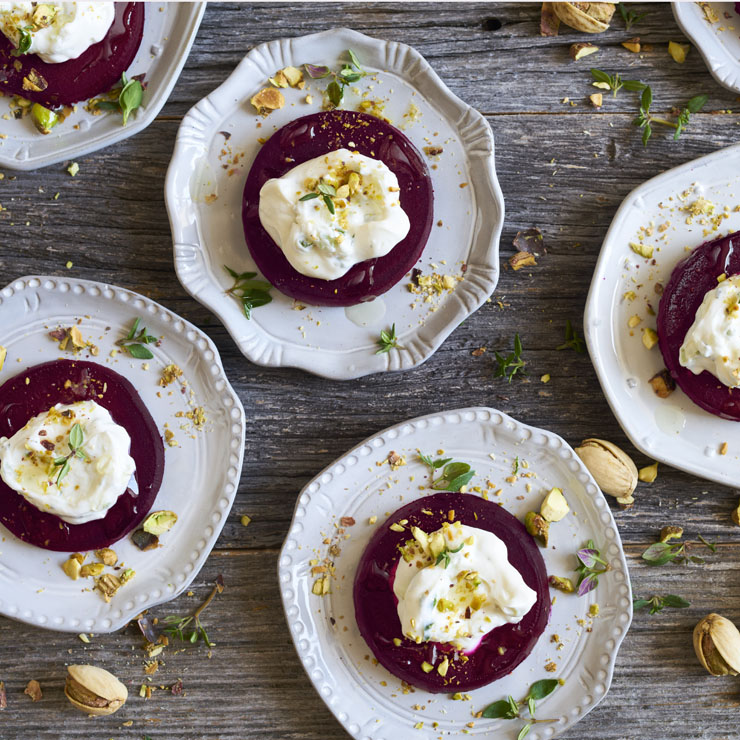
[{"xmin": 1, "ymin": 2, "xmax": 739, "ymax": 738}]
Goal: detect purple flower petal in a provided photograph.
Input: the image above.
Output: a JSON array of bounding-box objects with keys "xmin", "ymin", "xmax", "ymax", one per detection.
[{"xmin": 578, "ymin": 572, "xmax": 598, "ymax": 596}]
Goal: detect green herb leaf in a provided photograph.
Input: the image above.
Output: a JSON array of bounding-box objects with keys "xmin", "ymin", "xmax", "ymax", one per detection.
[
  {"xmin": 528, "ymin": 679, "xmax": 559, "ymax": 700},
  {"xmin": 69, "ymin": 423, "xmax": 83, "ymax": 450},
  {"xmin": 119, "ymin": 73, "xmax": 143, "ymax": 126},
  {"xmin": 697, "ymin": 534, "xmax": 716, "ymax": 552},
  {"xmin": 481, "ymin": 699, "xmax": 517, "ymax": 719},
  {"xmin": 618, "ymin": 3, "xmax": 649, "ymax": 30},
  {"xmin": 527, "ymin": 696, "xmax": 536, "ymax": 717},
  {"xmin": 686, "ymin": 94, "xmax": 708, "ymax": 114},
  {"xmin": 641, "ymin": 541, "xmax": 678, "ymax": 566},
  {"xmin": 442, "ymin": 462, "xmax": 470, "ymax": 480},
  {"xmin": 556, "ymin": 319, "xmax": 586, "ymax": 353},
  {"xmin": 56, "ymin": 458, "xmax": 71, "ymax": 485},
  {"xmin": 493, "ymin": 333, "xmax": 526, "ymax": 382},
  {"xmin": 15, "ymin": 26, "xmax": 32, "ymax": 55},
  {"xmin": 299, "ymin": 192, "xmax": 320, "ymax": 201},
  {"xmin": 444, "ymin": 470, "xmax": 475, "ymax": 492},
  {"xmin": 632, "ymin": 598, "xmax": 651, "ymax": 611},
  {"xmin": 327, "ymin": 80, "xmax": 344, "ymax": 107},
  {"xmin": 126, "ymin": 343, "xmax": 154, "ymax": 360},
  {"xmin": 518, "ymin": 724, "xmax": 532, "ymax": 740},
  {"xmin": 127, "ymin": 316, "xmax": 141, "ymax": 341},
  {"xmin": 323, "ymin": 193, "xmax": 336, "ymax": 214},
  {"xmin": 224, "ymin": 264, "xmax": 273, "ymax": 321},
  {"xmin": 347, "ymin": 48, "xmax": 364, "ymax": 71},
  {"xmin": 376, "ymin": 323, "xmax": 403, "ymax": 354},
  {"xmin": 317, "ymin": 182, "xmax": 336, "ymax": 196},
  {"xmin": 661, "ymin": 594, "xmax": 691, "ymax": 609},
  {"xmin": 590, "ymin": 68, "xmax": 611, "ymax": 85}
]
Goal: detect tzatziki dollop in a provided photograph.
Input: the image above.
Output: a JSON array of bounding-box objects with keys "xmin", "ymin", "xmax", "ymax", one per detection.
[
  {"xmin": 393, "ymin": 521, "xmax": 537, "ymax": 652},
  {"xmin": 258, "ymin": 148, "xmax": 411, "ymax": 281},
  {"xmin": 679, "ymin": 274, "xmax": 740, "ymax": 388},
  {"xmin": 0, "ymin": 400, "xmax": 136, "ymax": 525},
  {"xmin": 0, "ymin": 2, "xmax": 114, "ymax": 64}
]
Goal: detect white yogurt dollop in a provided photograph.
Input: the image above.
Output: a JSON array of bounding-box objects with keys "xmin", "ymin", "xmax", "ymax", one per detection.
[
  {"xmin": 0, "ymin": 2, "xmax": 115, "ymax": 64},
  {"xmin": 393, "ymin": 521, "xmax": 537, "ymax": 652},
  {"xmin": 679, "ymin": 274, "xmax": 740, "ymax": 388},
  {"xmin": 0, "ymin": 400, "xmax": 136, "ymax": 525},
  {"xmin": 258, "ymin": 148, "xmax": 411, "ymax": 281}
]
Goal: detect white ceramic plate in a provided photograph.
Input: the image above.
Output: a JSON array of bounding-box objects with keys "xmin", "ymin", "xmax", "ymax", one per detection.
[
  {"xmin": 278, "ymin": 407, "xmax": 632, "ymax": 740},
  {"xmin": 0, "ymin": 275, "xmax": 244, "ymax": 633},
  {"xmin": 672, "ymin": 2, "xmax": 740, "ymax": 93},
  {"xmin": 165, "ymin": 27, "xmax": 504, "ymax": 380},
  {"xmin": 585, "ymin": 143, "xmax": 740, "ymax": 487},
  {"xmin": 0, "ymin": 2, "xmax": 205, "ymax": 171}
]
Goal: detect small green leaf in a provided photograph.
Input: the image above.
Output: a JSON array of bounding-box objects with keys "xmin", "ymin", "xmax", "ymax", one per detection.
[
  {"xmin": 518, "ymin": 723, "xmax": 531, "ymax": 740},
  {"xmin": 527, "ymin": 696, "xmax": 536, "ymax": 717},
  {"xmin": 590, "ymin": 68, "xmax": 611, "ymax": 84},
  {"xmin": 127, "ymin": 317, "xmax": 141, "ymax": 341},
  {"xmin": 347, "ymin": 48, "xmax": 364, "ymax": 71},
  {"xmin": 622, "ymin": 79, "xmax": 647, "ymax": 92},
  {"xmin": 528, "ymin": 678, "xmax": 559, "ymax": 700},
  {"xmin": 481, "ymin": 699, "xmax": 515, "ymax": 719},
  {"xmin": 442, "ymin": 462, "xmax": 470, "ymax": 480},
  {"xmin": 633, "ymin": 598, "xmax": 651, "ymax": 611},
  {"xmin": 641, "ymin": 85, "xmax": 652, "ymax": 111},
  {"xmin": 126, "ymin": 343, "xmax": 154, "ymax": 360},
  {"xmin": 119, "ymin": 76, "xmax": 143, "ymax": 126},
  {"xmin": 299, "ymin": 192, "xmax": 320, "ymax": 201},
  {"xmin": 687, "ymin": 94, "xmax": 708, "ymax": 113},
  {"xmin": 444, "ymin": 470, "xmax": 475, "ymax": 492},
  {"xmin": 323, "ymin": 194, "xmax": 336, "ymax": 214},
  {"xmin": 327, "ymin": 80, "xmax": 344, "ymax": 107},
  {"xmin": 69, "ymin": 423, "xmax": 83, "ymax": 450},
  {"xmin": 661, "ymin": 594, "xmax": 691, "ymax": 609},
  {"xmin": 641, "ymin": 542, "xmax": 676, "ymax": 566}
]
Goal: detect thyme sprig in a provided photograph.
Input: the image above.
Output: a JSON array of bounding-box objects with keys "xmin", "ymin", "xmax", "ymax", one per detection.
[
  {"xmin": 435, "ymin": 542, "xmax": 465, "ymax": 568},
  {"xmin": 304, "ymin": 49, "xmax": 366, "ymax": 108},
  {"xmin": 633, "ymin": 594, "xmax": 690, "ymax": 614},
  {"xmin": 575, "ymin": 539, "xmax": 610, "ymax": 596},
  {"xmin": 52, "ymin": 422, "xmax": 87, "ymax": 486},
  {"xmin": 556, "ymin": 319, "xmax": 586, "ymax": 353},
  {"xmin": 299, "ymin": 181, "xmax": 337, "ymax": 214},
  {"xmin": 641, "ymin": 532, "xmax": 715, "ymax": 566},
  {"xmin": 10, "ymin": 26, "xmax": 32, "ymax": 56},
  {"xmin": 224, "ymin": 265, "xmax": 273, "ymax": 319},
  {"xmin": 633, "ymin": 88, "xmax": 707, "ymax": 145},
  {"xmin": 590, "ymin": 68, "xmax": 645, "ymax": 98},
  {"xmin": 481, "ymin": 678, "xmax": 560, "ymax": 738},
  {"xmin": 493, "ymin": 333, "xmax": 526, "ymax": 382},
  {"xmin": 376, "ymin": 324, "xmax": 403, "ymax": 354},
  {"xmin": 418, "ymin": 454, "xmax": 475, "ymax": 492},
  {"xmin": 618, "ymin": 2, "xmax": 649, "ymax": 30},
  {"xmin": 162, "ymin": 575, "xmax": 224, "ymax": 647},
  {"xmin": 116, "ymin": 317, "xmax": 158, "ymax": 359}
]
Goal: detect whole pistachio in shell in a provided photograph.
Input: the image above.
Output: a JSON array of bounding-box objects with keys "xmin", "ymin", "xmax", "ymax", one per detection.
[
  {"xmin": 64, "ymin": 665, "xmax": 128, "ymax": 716},
  {"xmin": 693, "ymin": 614, "xmax": 740, "ymax": 676},
  {"xmin": 553, "ymin": 1, "xmax": 615, "ymax": 33},
  {"xmin": 575, "ymin": 439, "xmax": 638, "ymax": 500}
]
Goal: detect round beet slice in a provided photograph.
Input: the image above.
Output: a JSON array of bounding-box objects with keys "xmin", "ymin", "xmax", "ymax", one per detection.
[
  {"xmin": 242, "ymin": 110, "xmax": 434, "ymax": 307},
  {"xmin": 353, "ymin": 491, "xmax": 550, "ymax": 692},
  {"xmin": 0, "ymin": 3, "xmax": 145, "ymax": 107},
  {"xmin": 658, "ymin": 230, "xmax": 740, "ymax": 420},
  {"xmin": 0, "ymin": 359, "xmax": 164, "ymax": 551}
]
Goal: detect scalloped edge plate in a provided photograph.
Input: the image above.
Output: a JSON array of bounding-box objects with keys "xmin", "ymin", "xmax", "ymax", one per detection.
[
  {"xmin": 584, "ymin": 142, "xmax": 740, "ymax": 487},
  {"xmin": 165, "ymin": 27, "xmax": 504, "ymax": 380},
  {"xmin": 278, "ymin": 407, "xmax": 631, "ymax": 740},
  {"xmin": 0, "ymin": 275, "xmax": 244, "ymax": 633},
  {"xmin": 672, "ymin": 2, "xmax": 740, "ymax": 94},
  {"xmin": 0, "ymin": 2, "xmax": 205, "ymax": 171}
]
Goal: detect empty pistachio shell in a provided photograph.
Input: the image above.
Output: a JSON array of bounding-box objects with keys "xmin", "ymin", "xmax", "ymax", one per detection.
[
  {"xmin": 64, "ymin": 665, "xmax": 128, "ymax": 716},
  {"xmin": 553, "ymin": 1, "xmax": 615, "ymax": 33},
  {"xmin": 693, "ymin": 614, "xmax": 740, "ymax": 676},
  {"xmin": 575, "ymin": 439, "xmax": 638, "ymax": 499}
]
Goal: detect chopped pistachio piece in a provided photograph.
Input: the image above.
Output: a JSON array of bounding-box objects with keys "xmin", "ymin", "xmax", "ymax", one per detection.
[
  {"xmin": 642, "ymin": 327, "xmax": 659, "ymax": 349},
  {"xmin": 142, "ymin": 510, "xmax": 178, "ymax": 535},
  {"xmin": 638, "ymin": 462, "xmax": 658, "ymax": 483},
  {"xmin": 668, "ymin": 40, "xmax": 689, "ymax": 63},
  {"xmin": 540, "ymin": 487, "xmax": 569, "ymax": 522},
  {"xmin": 629, "ymin": 241, "xmax": 653, "ymax": 259}
]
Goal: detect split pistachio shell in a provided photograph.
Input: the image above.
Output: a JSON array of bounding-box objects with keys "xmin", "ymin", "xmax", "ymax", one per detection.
[
  {"xmin": 575, "ymin": 438, "xmax": 638, "ymax": 499},
  {"xmin": 64, "ymin": 665, "xmax": 128, "ymax": 716},
  {"xmin": 553, "ymin": 1, "xmax": 615, "ymax": 33},
  {"xmin": 693, "ymin": 614, "xmax": 740, "ymax": 676}
]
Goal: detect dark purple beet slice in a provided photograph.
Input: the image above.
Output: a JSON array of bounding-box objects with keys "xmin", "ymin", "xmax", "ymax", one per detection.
[
  {"xmin": 0, "ymin": 359, "xmax": 164, "ymax": 551},
  {"xmin": 242, "ymin": 110, "xmax": 434, "ymax": 307},
  {"xmin": 353, "ymin": 492, "xmax": 550, "ymax": 693},
  {"xmin": 0, "ymin": 3, "xmax": 144, "ymax": 107},
  {"xmin": 658, "ymin": 230, "xmax": 740, "ymax": 420}
]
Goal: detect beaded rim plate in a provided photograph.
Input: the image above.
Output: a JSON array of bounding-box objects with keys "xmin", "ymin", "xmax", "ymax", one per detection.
[
  {"xmin": 584, "ymin": 142, "xmax": 740, "ymax": 486},
  {"xmin": 165, "ymin": 27, "xmax": 504, "ymax": 380},
  {"xmin": 278, "ymin": 407, "xmax": 632, "ymax": 740},
  {"xmin": 0, "ymin": 276, "xmax": 245, "ymax": 633},
  {"xmin": 672, "ymin": 2, "xmax": 740, "ymax": 95},
  {"xmin": 0, "ymin": 2, "xmax": 205, "ymax": 171}
]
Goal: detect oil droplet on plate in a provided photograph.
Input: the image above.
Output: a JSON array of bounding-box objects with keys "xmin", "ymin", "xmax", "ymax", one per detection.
[
  {"xmin": 344, "ymin": 298, "xmax": 386, "ymax": 327},
  {"xmin": 654, "ymin": 405, "xmax": 686, "ymax": 435}
]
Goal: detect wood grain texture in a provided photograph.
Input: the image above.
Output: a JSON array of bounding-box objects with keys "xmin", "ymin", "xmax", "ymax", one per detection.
[{"xmin": 1, "ymin": 2, "xmax": 740, "ymax": 738}]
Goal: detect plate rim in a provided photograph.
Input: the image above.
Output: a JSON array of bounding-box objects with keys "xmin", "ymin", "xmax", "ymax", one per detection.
[
  {"xmin": 0, "ymin": 273, "xmax": 246, "ymax": 633},
  {"xmin": 584, "ymin": 141, "xmax": 740, "ymax": 487},
  {"xmin": 672, "ymin": 2, "xmax": 740, "ymax": 95},
  {"xmin": 0, "ymin": 2, "xmax": 206, "ymax": 171},
  {"xmin": 277, "ymin": 405, "xmax": 632, "ymax": 739},
  {"xmin": 164, "ymin": 26, "xmax": 505, "ymax": 380}
]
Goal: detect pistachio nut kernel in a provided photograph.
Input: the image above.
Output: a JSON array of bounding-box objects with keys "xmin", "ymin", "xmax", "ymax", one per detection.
[
  {"xmin": 142, "ymin": 510, "xmax": 178, "ymax": 536},
  {"xmin": 524, "ymin": 511, "xmax": 549, "ymax": 547},
  {"xmin": 64, "ymin": 665, "xmax": 128, "ymax": 716},
  {"xmin": 540, "ymin": 487, "xmax": 570, "ymax": 522},
  {"xmin": 693, "ymin": 614, "xmax": 740, "ymax": 677},
  {"xmin": 79, "ymin": 563, "xmax": 104, "ymax": 578},
  {"xmin": 575, "ymin": 438, "xmax": 638, "ymax": 499},
  {"xmin": 95, "ymin": 548, "xmax": 118, "ymax": 566},
  {"xmin": 548, "ymin": 575, "xmax": 575, "ymax": 593}
]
